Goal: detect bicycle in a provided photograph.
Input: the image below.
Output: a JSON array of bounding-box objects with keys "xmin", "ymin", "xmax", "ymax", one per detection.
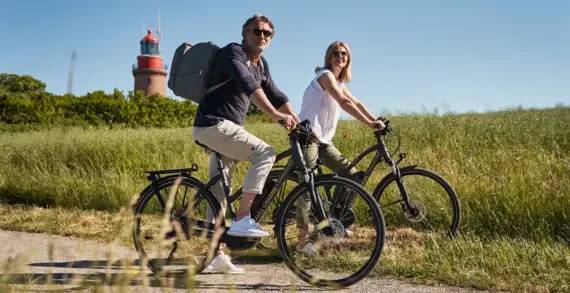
[
  {"xmin": 131, "ymin": 119, "xmax": 386, "ymax": 288},
  {"xmin": 272, "ymin": 117, "xmax": 461, "ymax": 238}
]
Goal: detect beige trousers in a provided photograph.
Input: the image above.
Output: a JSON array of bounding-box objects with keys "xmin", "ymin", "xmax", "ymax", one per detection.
[
  {"xmin": 295, "ymin": 142, "xmax": 358, "ymax": 228},
  {"xmin": 192, "ymin": 119, "xmax": 276, "ymax": 221}
]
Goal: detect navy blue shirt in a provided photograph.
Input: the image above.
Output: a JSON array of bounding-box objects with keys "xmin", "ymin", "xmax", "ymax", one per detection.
[{"xmin": 193, "ymin": 42, "xmax": 289, "ymax": 127}]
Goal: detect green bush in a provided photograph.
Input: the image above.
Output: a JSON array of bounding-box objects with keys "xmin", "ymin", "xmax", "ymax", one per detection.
[
  {"xmin": 0, "ymin": 88, "xmax": 198, "ymax": 129},
  {"xmin": 0, "ymin": 73, "xmax": 277, "ymax": 129}
]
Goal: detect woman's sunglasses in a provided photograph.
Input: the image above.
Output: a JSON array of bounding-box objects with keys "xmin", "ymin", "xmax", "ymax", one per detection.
[
  {"xmin": 333, "ymin": 51, "xmax": 348, "ymax": 58},
  {"xmin": 251, "ymin": 28, "xmax": 273, "ymax": 38}
]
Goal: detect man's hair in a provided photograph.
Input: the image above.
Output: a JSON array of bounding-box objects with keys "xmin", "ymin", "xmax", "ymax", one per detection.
[{"xmin": 241, "ymin": 13, "xmax": 275, "ymax": 44}]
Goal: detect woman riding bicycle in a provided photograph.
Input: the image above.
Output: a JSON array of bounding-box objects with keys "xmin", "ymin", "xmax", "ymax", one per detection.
[{"xmin": 295, "ymin": 41, "xmax": 385, "ymax": 254}]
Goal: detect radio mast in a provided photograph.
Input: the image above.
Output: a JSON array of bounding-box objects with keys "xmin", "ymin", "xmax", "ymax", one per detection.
[{"xmin": 67, "ymin": 49, "xmax": 77, "ymax": 95}]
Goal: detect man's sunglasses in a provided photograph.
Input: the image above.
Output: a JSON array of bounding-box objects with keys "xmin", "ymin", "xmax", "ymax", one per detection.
[
  {"xmin": 251, "ymin": 28, "xmax": 273, "ymax": 38},
  {"xmin": 333, "ymin": 51, "xmax": 348, "ymax": 57}
]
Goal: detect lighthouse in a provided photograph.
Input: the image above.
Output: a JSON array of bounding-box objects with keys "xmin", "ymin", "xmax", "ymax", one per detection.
[{"xmin": 132, "ymin": 29, "xmax": 168, "ymax": 97}]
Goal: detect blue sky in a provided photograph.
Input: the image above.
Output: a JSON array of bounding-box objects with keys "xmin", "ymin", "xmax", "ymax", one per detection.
[{"xmin": 1, "ymin": 0, "xmax": 568, "ymax": 117}]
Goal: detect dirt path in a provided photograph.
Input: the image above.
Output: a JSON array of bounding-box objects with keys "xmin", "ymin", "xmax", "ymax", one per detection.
[{"xmin": 0, "ymin": 230, "xmax": 501, "ymax": 293}]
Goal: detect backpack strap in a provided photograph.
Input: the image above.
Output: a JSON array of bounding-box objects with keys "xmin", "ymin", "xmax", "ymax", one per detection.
[
  {"xmin": 260, "ymin": 56, "xmax": 267, "ymax": 74},
  {"xmin": 204, "ymin": 77, "xmax": 232, "ymax": 96},
  {"xmin": 204, "ymin": 55, "xmax": 266, "ymax": 96},
  {"xmin": 245, "ymin": 57, "xmax": 266, "ymax": 74},
  {"xmin": 203, "ymin": 47, "xmax": 231, "ymax": 96}
]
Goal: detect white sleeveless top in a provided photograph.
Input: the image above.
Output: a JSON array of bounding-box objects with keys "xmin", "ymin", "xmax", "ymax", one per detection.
[{"xmin": 298, "ymin": 68, "xmax": 343, "ymax": 144}]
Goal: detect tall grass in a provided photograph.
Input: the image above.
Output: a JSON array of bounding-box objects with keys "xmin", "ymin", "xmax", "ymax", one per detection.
[{"xmin": 1, "ymin": 106, "xmax": 569, "ymax": 242}]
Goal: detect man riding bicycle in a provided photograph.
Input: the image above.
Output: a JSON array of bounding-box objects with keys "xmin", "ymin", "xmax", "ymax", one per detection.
[{"xmin": 192, "ymin": 13, "xmax": 300, "ymax": 273}]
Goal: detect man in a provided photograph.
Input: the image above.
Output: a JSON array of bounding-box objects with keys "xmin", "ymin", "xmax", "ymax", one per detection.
[{"xmin": 192, "ymin": 14, "xmax": 300, "ymax": 273}]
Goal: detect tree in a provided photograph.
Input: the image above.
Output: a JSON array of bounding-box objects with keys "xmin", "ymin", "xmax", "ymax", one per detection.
[{"xmin": 0, "ymin": 73, "xmax": 46, "ymax": 93}]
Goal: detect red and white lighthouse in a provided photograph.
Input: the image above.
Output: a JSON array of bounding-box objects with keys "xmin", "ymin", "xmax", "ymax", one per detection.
[{"xmin": 132, "ymin": 29, "xmax": 168, "ymax": 96}]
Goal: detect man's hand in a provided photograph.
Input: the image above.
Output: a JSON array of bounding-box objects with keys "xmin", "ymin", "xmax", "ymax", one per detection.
[
  {"xmin": 249, "ymin": 89, "xmax": 297, "ymax": 130},
  {"xmin": 272, "ymin": 113, "xmax": 297, "ymax": 130},
  {"xmin": 277, "ymin": 102, "xmax": 301, "ymax": 123}
]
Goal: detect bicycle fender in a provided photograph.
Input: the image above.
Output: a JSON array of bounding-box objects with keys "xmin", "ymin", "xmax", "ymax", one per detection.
[{"xmin": 134, "ymin": 174, "xmax": 203, "ymax": 206}]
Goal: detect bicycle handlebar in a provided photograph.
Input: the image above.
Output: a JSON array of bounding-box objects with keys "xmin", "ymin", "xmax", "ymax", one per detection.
[
  {"xmin": 279, "ymin": 117, "xmax": 399, "ymax": 160},
  {"xmin": 279, "ymin": 117, "xmax": 393, "ymax": 139},
  {"xmin": 278, "ymin": 119, "xmax": 322, "ymax": 144},
  {"xmin": 376, "ymin": 116, "xmax": 394, "ymax": 135},
  {"xmin": 375, "ymin": 116, "xmax": 402, "ymax": 158},
  {"xmin": 278, "ymin": 119, "xmax": 322, "ymax": 169}
]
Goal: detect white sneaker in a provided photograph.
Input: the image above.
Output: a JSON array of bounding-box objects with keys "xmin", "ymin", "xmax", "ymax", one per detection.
[
  {"xmin": 344, "ymin": 228, "xmax": 354, "ymax": 237},
  {"xmin": 227, "ymin": 216, "xmax": 269, "ymax": 237},
  {"xmin": 206, "ymin": 254, "xmax": 244, "ymax": 274},
  {"xmin": 296, "ymin": 242, "xmax": 317, "ymax": 256}
]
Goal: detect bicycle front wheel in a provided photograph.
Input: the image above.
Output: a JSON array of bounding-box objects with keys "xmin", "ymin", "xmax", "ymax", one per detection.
[
  {"xmin": 276, "ymin": 175, "xmax": 386, "ymax": 288},
  {"xmin": 373, "ymin": 167, "xmax": 461, "ymax": 237}
]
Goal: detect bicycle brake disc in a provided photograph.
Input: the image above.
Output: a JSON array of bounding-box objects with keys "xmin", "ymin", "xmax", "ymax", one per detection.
[{"xmin": 405, "ymin": 201, "xmax": 426, "ymax": 223}]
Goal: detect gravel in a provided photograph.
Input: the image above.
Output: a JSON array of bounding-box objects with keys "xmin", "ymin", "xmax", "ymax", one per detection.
[{"xmin": 0, "ymin": 230, "xmax": 503, "ymax": 293}]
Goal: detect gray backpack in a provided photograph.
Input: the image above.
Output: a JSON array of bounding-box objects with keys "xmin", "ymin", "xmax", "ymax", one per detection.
[
  {"xmin": 167, "ymin": 42, "xmax": 264, "ymax": 104},
  {"xmin": 167, "ymin": 42, "xmax": 230, "ymax": 104}
]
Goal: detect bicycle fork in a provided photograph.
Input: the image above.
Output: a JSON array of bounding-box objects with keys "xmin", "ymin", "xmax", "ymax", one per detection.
[
  {"xmin": 291, "ymin": 136, "xmax": 328, "ymax": 222},
  {"xmin": 378, "ymin": 143, "xmax": 419, "ymax": 217}
]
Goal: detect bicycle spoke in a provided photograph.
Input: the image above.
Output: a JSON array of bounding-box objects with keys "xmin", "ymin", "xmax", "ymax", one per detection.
[
  {"xmin": 375, "ymin": 168, "xmax": 460, "ymax": 236},
  {"xmin": 379, "ymin": 199, "xmax": 404, "ymax": 209},
  {"xmin": 277, "ymin": 176, "xmax": 385, "ymax": 288},
  {"xmin": 133, "ymin": 176, "xmax": 221, "ymax": 274}
]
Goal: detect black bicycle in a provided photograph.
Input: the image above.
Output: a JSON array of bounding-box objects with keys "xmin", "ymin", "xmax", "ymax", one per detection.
[
  {"xmin": 132, "ymin": 120, "xmax": 386, "ymax": 288},
  {"xmin": 272, "ymin": 117, "xmax": 461, "ymax": 238}
]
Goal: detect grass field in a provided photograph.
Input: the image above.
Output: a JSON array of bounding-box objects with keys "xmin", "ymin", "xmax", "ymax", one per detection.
[{"xmin": 1, "ymin": 106, "xmax": 569, "ymax": 292}]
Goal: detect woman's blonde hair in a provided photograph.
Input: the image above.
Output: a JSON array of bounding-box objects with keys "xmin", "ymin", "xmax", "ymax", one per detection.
[{"xmin": 314, "ymin": 41, "xmax": 352, "ymax": 83}]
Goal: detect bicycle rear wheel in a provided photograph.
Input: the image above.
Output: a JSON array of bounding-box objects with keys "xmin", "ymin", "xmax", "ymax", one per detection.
[
  {"xmin": 132, "ymin": 175, "xmax": 222, "ymax": 275},
  {"xmin": 276, "ymin": 175, "xmax": 386, "ymax": 288}
]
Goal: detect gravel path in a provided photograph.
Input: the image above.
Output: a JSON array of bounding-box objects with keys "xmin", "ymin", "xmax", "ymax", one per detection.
[{"xmin": 0, "ymin": 230, "xmax": 502, "ymax": 292}]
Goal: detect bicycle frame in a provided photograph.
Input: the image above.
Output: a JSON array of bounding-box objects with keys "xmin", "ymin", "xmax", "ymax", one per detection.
[
  {"xmin": 151, "ymin": 120, "xmax": 329, "ymax": 245},
  {"xmin": 135, "ymin": 122, "xmax": 389, "ymax": 288},
  {"xmin": 273, "ymin": 120, "xmax": 418, "ymax": 212},
  {"xmin": 196, "ymin": 152, "xmax": 298, "ymax": 226}
]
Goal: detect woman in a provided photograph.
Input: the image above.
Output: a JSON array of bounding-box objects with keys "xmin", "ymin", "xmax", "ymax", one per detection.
[{"xmin": 295, "ymin": 41, "xmax": 385, "ymax": 255}]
